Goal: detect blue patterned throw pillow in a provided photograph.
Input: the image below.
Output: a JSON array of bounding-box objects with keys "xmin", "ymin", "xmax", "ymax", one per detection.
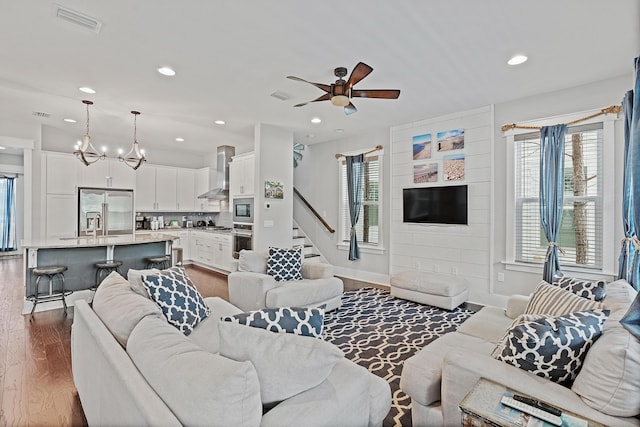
[
  {"xmin": 222, "ymin": 306, "xmax": 325, "ymax": 338},
  {"xmin": 267, "ymin": 247, "xmax": 302, "ymax": 282},
  {"xmin": 493, "ymin": 309, "xmax": 609, "ymax": 385},
  {"xmin": 553, "ymin": 277, "xmax": 607, "ymax": 301},
  {"xmin": 142, "ymin": 266, "xmax": 210, "ymax": 336}
]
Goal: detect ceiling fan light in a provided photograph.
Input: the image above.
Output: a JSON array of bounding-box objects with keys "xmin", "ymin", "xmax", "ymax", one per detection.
[{"xmin": 331, "ymin": 95, "xmax": 350, "ymax": 107}]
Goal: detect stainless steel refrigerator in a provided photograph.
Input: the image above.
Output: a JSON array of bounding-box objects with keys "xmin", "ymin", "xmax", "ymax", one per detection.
[{"xmin": 78, "ymin": 188, "xmax": 135, "ymax": 236}]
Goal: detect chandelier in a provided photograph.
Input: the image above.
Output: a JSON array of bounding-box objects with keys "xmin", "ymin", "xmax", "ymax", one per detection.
[
  {"xmin": 118, "ymin": 110, "xmax": 146, "ymax": 170},
  {"xmin": 73, "ymin": 100, "xmax": 105, "ymax": 166},
  {"xmin": 72, "ymin": 100, "xmax": 146, "ymax": 170}
]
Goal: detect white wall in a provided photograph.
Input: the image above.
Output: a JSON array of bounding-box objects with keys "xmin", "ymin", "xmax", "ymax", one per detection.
[
  {"xmin": 390, "ymin": 106, "xmax": 494, "ymax": 304},
  {"xmin": 253, "ymin": 123, "xmax": 294, "ymax": 252},
  {"xmin": 293, "ymin": 128, "xmax": 391, "ymax": 284}
]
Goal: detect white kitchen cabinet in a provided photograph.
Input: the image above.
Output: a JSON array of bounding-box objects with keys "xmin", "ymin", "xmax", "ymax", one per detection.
[
  {"xmin": 135, "ymin": 165, "xmax": 177, "ymax": 211},
  {"xmin": 46, "ymin": 152, "xmax": 79, "ymax": 195},
  {"xmin": 154, "ymin": 166, "xmax": 177, "ymax": 211},
  {"xmin": 176, "ymin": 230, "xmax": 191, "ymax": 261},
  {"xmin": 46, "ymin": 194, "xmax": 77, "ymax": 238},
  {"xmin": 135, "ymin": 166, "xmax": 157, "ymax": 210},
  {"xmin": 190, "ymin": 231, "xmax": 215, "ymax": 267},
  {"xmin": 229, "ymin": 153, "xmax": 255, "ymax": 197},
  {"xmin": 176, "ymin": 168, "xmax": 195, "ymax": 211},
  {"xmin": 212, "ymin": 233, "xmax": 233, "ymax": 271},
  {"xmin": 80, "ymin": 158, "xmax": 135, "ymax": 189}
]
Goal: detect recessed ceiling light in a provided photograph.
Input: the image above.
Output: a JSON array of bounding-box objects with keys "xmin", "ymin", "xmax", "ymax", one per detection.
[
  {"xmin": 0, "ymin": 146, "xmax": 6, "ymax": 150},
  {"xmin": 214, "ymin": 120, "xmax": 225, "ymax": 125},
  {"xmin": 311, "ymin": 117, "xmax": 322, "ymax": 124},
  {"xmin": 79, "ymin": 87, "xmax": 96, "ymax": 94},
  {"xmin": 175, "ymin": 137, "xmax": 184, "ymax": 142},
  {"xmin": 63, "ymin": 118, "xmax": 76, "ymax": 123},
  {"xmin": 335, "ymin": 128, "xmax": 344, "ymax": 133},
  {"xmin": 507, "ymin": 54, "xmax": 528, "ymax": 66},
  {"xmin": 306, "ymin": 134, "xmax": 315, "ymax": 139},
  {"xmin": 157, "ymin": 67, "xmax": 176, "ymax": 76}
]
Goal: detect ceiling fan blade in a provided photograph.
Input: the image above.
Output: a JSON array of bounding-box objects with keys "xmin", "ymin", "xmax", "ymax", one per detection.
[
  {"xmin": 345, "ymin": 62, "xmax": 374, "ymax": 90},
  {"xmin": 351, "ymin": 89, "xmax": 401, "ymax": 99},
  {"xmin": 293, "ymin": 93, "xmax": 331, "ymax": 107},
  {"xmin": 287, "ymin": 76, "xmax": 331, "ymax": 93},
  {"xmin": 344, "ymin": 102, "xmax": 358, "ymax": 115}
]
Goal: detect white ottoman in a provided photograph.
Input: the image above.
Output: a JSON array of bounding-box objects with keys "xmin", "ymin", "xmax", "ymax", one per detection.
[{"xmin": 390, "ymin": 271, "xmax": 468, "ymax": 310}]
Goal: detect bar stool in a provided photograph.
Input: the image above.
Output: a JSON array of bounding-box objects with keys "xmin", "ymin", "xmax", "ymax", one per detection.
[
  {"xmin": 145, "ymin": 255, "xmax": 171, "ymax": 269},
  {"xmin": 93, "ymin": 260, "xmax": 123, "ymax": 290},
  {"xmin": 30, "ymin": 265, "xmax": 70, "ymax": 316}
]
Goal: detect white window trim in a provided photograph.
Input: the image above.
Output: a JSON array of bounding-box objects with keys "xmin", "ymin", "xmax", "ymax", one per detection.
[
  {"xmin": 336, "ymin": 150, "xmax": 385, "ymax": 254},
  {"xmin": 504, "ymin": 108, "xmax": 617, "ymax": 276}
]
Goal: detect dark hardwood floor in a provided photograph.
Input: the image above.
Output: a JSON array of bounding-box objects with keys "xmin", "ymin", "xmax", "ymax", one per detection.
[{"xmin": 0, "ymin": 256, "xmax": 229, "ymax": 426}]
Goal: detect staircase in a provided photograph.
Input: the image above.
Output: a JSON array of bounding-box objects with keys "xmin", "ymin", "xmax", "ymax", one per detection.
[{"xmin": 292, "ymin": 222, "xmax": 322, "ymax": 263}]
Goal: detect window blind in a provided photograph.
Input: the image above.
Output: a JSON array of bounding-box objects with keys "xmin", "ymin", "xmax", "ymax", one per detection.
[
  {"xmin": 514, "ymin": 123, "xmax": 603, "ymax": 269},
  {"xmin": 340, "ymin": 155, "xmax": 380, "ymax": 245}
]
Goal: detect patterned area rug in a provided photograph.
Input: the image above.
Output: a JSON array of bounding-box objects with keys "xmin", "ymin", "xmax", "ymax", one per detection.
[{"xmin": 324, "ymin": 287, "xmax": 473, "ymax": 427}]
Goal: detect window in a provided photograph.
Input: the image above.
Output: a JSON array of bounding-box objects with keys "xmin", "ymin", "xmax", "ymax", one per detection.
[
  {"xmin": 338, "ymin": 154, "xmax": 382, "ymax": 249},
  {"xmin": 514, "ymin": 123, "xmax": 603, "ymax": 269}
]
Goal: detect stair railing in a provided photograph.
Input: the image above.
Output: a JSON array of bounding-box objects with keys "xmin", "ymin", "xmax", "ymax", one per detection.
[{"xmin": 293, "ymin": 187, "xmax": 335, "ymax": 234}]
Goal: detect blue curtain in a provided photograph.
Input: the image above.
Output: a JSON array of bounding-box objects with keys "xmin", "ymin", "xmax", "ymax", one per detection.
[
  {"xmin": 627, "ymin": 56, "xmax": 640, "ymax": 290},
  {"xmin": 539, "ymin": 124, "xmax": 567, "ymax": 283},
  {"xmin": 0, "ymin": 177, "xmax": 17, "ymax": 252},
  {"xmin": 618, "ymin": 89, "xmax": 636, "ymax": 283},
  {"xmin": 346, "ymin": 154, "xmax": 364, "ymax": 261}
]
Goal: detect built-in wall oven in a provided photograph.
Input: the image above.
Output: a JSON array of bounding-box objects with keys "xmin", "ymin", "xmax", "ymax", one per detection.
[
  {"xmin": 232, "ymin": 223, "xmax": 253, "ymax": 259},
  {"xmin": 233, "ymin": 197, "xmax": 254, "ymax": 224}
]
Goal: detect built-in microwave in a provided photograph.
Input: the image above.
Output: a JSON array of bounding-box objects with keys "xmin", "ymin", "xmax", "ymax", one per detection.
[{"xmin": 233, "ymin": 197, "xmax": 254, "ymax": 224}]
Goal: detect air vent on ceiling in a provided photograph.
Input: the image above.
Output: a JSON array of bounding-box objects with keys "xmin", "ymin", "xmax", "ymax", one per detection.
[
  {"xmin": 32, "ymin": 111, "xmax": 51, "ymax": 119},
  {"xmin": 270, "ymin": 90, "xmax": 290, "ymax": 101},
  {"xmin": 55, "ymin": 4, "xmax": 102, "ymax": 33}
]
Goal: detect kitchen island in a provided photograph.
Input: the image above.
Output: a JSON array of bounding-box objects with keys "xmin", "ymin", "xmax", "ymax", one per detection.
[{"xmin": 22, "ymin": 233, "xmax": 177, "ymax": 313}]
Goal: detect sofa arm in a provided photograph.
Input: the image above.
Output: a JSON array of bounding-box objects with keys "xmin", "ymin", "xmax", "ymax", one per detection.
[
  {"xmin": 505, "ymin": 294, "xmax": 530, "ymax": 319},
  {"xmin": 228, "ymin": 271, "xmax": 278, "ymax": 312},
  {"xmin": 440, "ymin": 350, "xmax": 639, "ymax": 427},
  {"xmin": 301, "ymin": 262, "xmax": 334, "ymax": 280}
]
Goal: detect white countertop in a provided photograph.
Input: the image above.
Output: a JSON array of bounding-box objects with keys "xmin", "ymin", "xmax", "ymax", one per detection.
[
  {"xmin": 137, "ymin": 227, "xmax": 232, "ymax": 235},
  {"xmin": 21, "ymin": 233, "xmax": 178, "ymax": 249}
]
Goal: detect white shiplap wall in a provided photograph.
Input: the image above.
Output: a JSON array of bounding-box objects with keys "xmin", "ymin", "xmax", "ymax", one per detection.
[{"xmin": 390, "ymin": 105, "xmax": 494, "ymax": 303}]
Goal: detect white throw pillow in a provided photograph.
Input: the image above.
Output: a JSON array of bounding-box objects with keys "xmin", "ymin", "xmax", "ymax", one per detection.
[
  {"xmin": 218, "ymin": 321, "xmax": 344, "ymax": 404},
  {"xmin": 127, "ymin": 268, "xmax": 160, "ymax": 298}
]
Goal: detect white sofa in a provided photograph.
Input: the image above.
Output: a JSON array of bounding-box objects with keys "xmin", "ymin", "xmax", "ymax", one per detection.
[
  {"xmin": 400, "ymin": 279, "xmax": 640, "ymax": 427},
  {"xmin": 228, "ymin": 250, "xmax": 344, "ymax": 312},
  {"xmin": 71, "ymin": 271, "xmax": 391, "ymax": 427}
]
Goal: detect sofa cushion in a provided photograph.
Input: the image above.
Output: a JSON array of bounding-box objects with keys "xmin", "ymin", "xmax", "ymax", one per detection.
[
  {"xmin": 92, "ymin": 271, "xmax": 165, "ymax": 347},
  {"xmin": 553, "ymin": 276, "xmax": 607, "ymax": 301},
  {"xmin": 222, "ymin": 306, "xmax": 325, "ymax": 338},
  {"xmin": 524, "ymin": 281, "xmax": 605, "ymax": 316},
  {"xmin": 188, "ymin": 297, "xmax": 243, "ymax": 354},
  {"xmin": 399, "ymin": 332, "xmax": 495, "ymax": 406},
  {"xmin": 127, "ymin": 315, "xmax": 262, "ymax": 427},
  {"xmin": 620, "ymin": 291, "xmax": 640, "ymax": 339},
  {"xmin": 238, "ymin": 250, "xmax": 268, "ymax": 273},
  {"xmin": 265, "ymin": 277, "xmax": 343, "ymax": 308},
  {"xmin": 301, "ymin": 262, "xmax": 333, "ymax": 280},
  {"xmin": 218, "ymin": 320, "xmax": 344, "ymax": 405},
  {"xmin": 456, "ymin": 306, "xmax": 514, "ymax": 344},
  {"xmin": 142, "ymin": 266, "xmax": 210, "ymax": 336},
  {"xmin": 571, "ymin": 325, "xmax": 640, "ymax": 417},
  {"xmin": 493, "ymin": 309, "xmax": 609, "ymax": 386},
  {"xmin": 267, "ymin": 247, "xmax": 302, "ymax": 282},
  {"xmin": 126, "ymin": 268, "xmax": 160, "ymax": 298},
  {"xmin": 602, "ymin": 279, "xmax": 638, "ymax": 326}
]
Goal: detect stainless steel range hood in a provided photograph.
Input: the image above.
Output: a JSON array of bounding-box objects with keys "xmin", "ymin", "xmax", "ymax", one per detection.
[{"xmin": 198, "ymin": 145, "xmax": 235, "ymax": 200}]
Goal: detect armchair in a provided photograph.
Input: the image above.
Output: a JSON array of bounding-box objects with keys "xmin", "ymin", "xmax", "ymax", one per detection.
[{"xmin": 228, "ymin": 250, "xmax": 344, "ymax": 312}]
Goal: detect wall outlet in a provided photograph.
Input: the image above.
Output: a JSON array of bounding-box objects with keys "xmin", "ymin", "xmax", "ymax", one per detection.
[
  {"xmin": 497, "ymin": 272, "xmax": 505, "ymax": 282},
  {"xmin": 433, "ymin": 264, "xmax": 440, "ymax": 273}
]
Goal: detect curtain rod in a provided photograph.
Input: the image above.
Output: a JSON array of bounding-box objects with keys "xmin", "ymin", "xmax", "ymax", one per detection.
[
  {"xmin": 501, "ymin": 105, "xmax": 621, "ymax": 132},
  {"xmin": 335, "ymin": 145, "xmax": 383, "ymax": 159}
]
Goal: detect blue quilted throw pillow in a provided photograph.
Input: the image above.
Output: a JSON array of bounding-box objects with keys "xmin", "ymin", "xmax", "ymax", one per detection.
[
  {"xmin": 493, "ymin": 309, "xmax": 609, "ymax": 386},
  {"xmin": 222, "ymin": 306, "xmax": 325, "ymax": 338},
  {"xmin": 267, "ymin": 247, "xmax": 303, "ymax": 282},
  {"xmin": 142, "ymin": 266, "xmax": 210, "ymax": 336}
]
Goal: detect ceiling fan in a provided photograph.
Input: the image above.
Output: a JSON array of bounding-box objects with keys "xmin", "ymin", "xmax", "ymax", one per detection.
[{"xmin": 287, "ymin": 62, "xmax": 400, "ymax": 115}]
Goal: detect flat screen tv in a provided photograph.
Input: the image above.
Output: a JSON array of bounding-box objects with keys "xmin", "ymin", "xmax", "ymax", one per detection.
[{"xmin": 403, "ymin": 185, "xmax": 468, "ymax": 225}]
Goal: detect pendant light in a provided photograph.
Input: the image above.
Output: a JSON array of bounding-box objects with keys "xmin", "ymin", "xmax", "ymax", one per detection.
[
  {"xmin": 118, "ymin": 110, "xmax": 146, "ymax": 170},
  {"xmin": 73, "ymin": 100, "xmax": 105, "ymax": 166}
]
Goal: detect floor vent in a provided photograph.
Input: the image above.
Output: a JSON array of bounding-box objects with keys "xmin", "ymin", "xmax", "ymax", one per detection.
[{"xmin": 55, "ymin": 4, "xmax": 102, "ymax": 33}]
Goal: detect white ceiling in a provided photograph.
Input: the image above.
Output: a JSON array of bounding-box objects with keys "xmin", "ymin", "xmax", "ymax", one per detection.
[{"xmin": 0, "ymin": 1, "xmax": 638, "ymax": 158}]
